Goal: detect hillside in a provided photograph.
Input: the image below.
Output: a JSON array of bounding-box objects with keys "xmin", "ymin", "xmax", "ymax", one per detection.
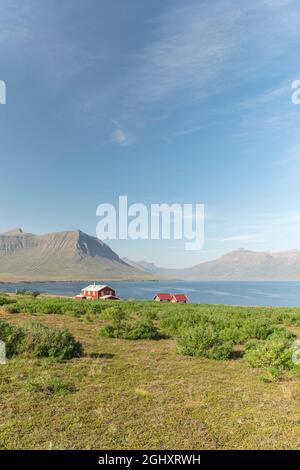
[
  {"xmin": 0, "ymin": 228, "xmax": 148, "ymax": 281},
  {"xmin": 125, "ymin": 248, "xmax": 300, "ymax": 281},
  {"xmin": 182, "ymin": 248, "xmax": 300, "ymax": 281},
  {"xmin": 3, "ymin": 227, "xmax": 300, "ymax": 282}
]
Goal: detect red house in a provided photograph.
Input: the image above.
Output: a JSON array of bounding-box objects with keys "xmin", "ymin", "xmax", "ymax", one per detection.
[
  {"xmin": 75, "ymin": 284, "xmax": 118, "ymax": 300},
  {"xmin": 171, "ymin": 294, "xmax": 188, "ymax": 304},
  {"xmin": 153, "ymin": 293, "xmax": 172, "ymax": 302}
]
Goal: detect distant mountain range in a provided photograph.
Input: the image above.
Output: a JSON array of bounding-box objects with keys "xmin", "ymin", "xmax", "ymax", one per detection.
[
  {"xmin": 1, "ymin": 228, "xmax": 300, "ymax": 282},
  {"xmin": 0, "ymin": 228, "xmax": 146, "ymax": 281},
  {"xmin": 124, "ymin": 248, "xmax": 300, "ymax": 281}
]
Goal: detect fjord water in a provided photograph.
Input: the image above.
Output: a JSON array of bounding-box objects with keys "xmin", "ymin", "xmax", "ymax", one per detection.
[{"xmin": 1, "ymin": 280, "xmax": 300, "ymax": 307}]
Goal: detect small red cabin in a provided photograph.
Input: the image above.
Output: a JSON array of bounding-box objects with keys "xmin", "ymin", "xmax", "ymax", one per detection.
[
  {"xmin": 153, "ymin": 293, "xmax": 173, "ymax": 302},
  {"xmin": 75, "ymin": 284, "xmax": 118, "ymax": 300},
  {"xmin": 171, "ymin": 294, "xmax": 188, "ymax": 304}
]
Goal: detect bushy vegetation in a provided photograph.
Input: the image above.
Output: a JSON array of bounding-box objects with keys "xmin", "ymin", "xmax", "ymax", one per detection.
[
  {"xmin": 0, "ymin": 319, "xmax": 24, "ymax": 357},
  {"xmin": 244, "ymin": 329, "xmax": 296, "ymax": 371},
  {"xmin": 15, "ymin": 289, "xmax": 40, "ymax": 297},
  {"xmin": 0, "ymin": 294, "xmax": 91, "ymax": 316},
  {"xmin": 99, "ymin": 306, "xmax": 162, "ymax": 340},
  {"xmin": 177, "ymin": 325, "xmax": 233, "ymax": 360},
  {"xmin": 0, "ymin": 319, "xmax": 83, "ymax": 359},
  {"xmin": 0, "ymin": 295, "xmax": 15, "ymax": 307},
  {"xmin": 2, "ymin": 293, "xmax": 300, "ymax": 376},
  {"xmin": 170, "ymin": 312, "xmax": 298, "ymax": 374},
  {"xmin": 2, "ymin": 295, "xmax": 300, "ymax": 450}
]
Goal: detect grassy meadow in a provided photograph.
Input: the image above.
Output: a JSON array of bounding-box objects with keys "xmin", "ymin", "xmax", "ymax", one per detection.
[{"xmin": 1, "ymin": 293, "xmax": 300, "ymax": 449}]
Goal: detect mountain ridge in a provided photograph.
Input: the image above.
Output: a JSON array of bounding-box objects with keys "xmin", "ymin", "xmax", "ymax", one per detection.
[
  {"xmin": 2, "ymin": 227, "xmax": 300, "ymax": 282},
  {"xmin": 125, "ymin": 247, "xmax": 300, "ymax": 281},
  {"xmin": 0, "ymin": 228, "xmax": 149, "ymax": 281}
]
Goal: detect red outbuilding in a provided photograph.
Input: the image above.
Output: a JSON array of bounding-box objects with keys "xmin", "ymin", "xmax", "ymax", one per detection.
[
  {"xmin": 171, "ymin": 294, "xmax": 188, "ymax": 303},
  {"xmin": 153, "ymin": 293, "xmax": 173, "ymax": 302}
]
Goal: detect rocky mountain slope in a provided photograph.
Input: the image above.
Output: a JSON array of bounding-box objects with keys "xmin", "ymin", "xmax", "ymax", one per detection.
[{"xmin": 0, "ymin": 228, "xmax": 147, "ymax": 281}]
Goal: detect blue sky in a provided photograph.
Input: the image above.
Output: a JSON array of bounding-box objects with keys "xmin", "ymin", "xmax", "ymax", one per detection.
[{"xmin": 1, "ymin": 0, "xmax": 300, "ymax": 268}]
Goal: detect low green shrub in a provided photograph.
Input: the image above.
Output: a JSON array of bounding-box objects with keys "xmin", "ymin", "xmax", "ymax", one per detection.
[
  {"xmin": 267, "ymin": 327, "xmax": 295, "ymax": 342},
  {"xmin": 123, "ymin": 319, "xmax": 162, "ymax": 340},
  {"xmin": 18, "ymin": 322, "xmax": 83, "ymax": 360},
  {"xmin": 244, "ymin": 335, "xmax": 294, "ymax": 371},
  {"xmin": 238, "ymin": 320, "xmax": 274, "ymax": 342},
  {"xmin": 1, "ymin": 304, "xmax": 21, "ymax": 314},
  {"xmin": 0, "ymin": 295, "xmax": 14, "ymax": 306},
  {"xmin": 99, "ymin": 316, "xmax": 162, "ymax": 340},
  {"xmin": 207, "ymin": 342, "xmax": 234, "ymax": 360},
  {"xmin": 101, "ymin": 305, "xmax": 126, "ymax": 320},
  {"xmin": 0, "ymin": 319, "xmax": 14, "ymax": 340},
  {"xmin": 177, "ymin": 325, "xmax": 233, "ymax": 360},
  {"xmin": 99, "ymin": 306, "xmax": 128, "ymax": 337},
  {"xmin": 0, "ymin": 319, "xmax": 83, "ymax": 360},
  {"xmin": 0, "ymin": 320, "xmax": 25, "ymax": 357},
  {"xmin": 99, "ymin": 322, "xmax": 125, "ymax": 338}
]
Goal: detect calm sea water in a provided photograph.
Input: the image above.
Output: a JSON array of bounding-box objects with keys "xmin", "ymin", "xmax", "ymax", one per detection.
[{"xmin": 1, "ymin": 280, "xmax": 300, "ymax": 307}]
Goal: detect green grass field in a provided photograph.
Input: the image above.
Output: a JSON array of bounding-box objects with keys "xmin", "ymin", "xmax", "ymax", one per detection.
[{"xmin": 1, "ymin": 294, "xmax": 300, "ymax": 450}]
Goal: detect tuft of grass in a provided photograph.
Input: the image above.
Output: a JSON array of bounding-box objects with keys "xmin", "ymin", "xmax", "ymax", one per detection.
[
  {"xmin": 26, "ymin": 377, "xmax": 76, "ymax": 395},
  {"xmin": 258, "ymin": 368, "xmax": 282, "ymax": 383},
  {"xmin": 135, "ymin": 388, "xmax": 152, "ymax": 397}
]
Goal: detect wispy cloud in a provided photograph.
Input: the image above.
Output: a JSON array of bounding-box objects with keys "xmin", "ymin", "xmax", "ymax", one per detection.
[
  {"xmin": 128, "ymin": 0, "xmax": 300, "ymax": 106},
  {"xmin": 208, "ymin": 211, "xmax": 300, "ymax": 251},
  {"xmin": 220, "ymin": 234, "xmax": 264, "ymax": 243},
  {"xmin": 86, "ymin": 0, "xmax": 299, "ymax": 146},
  {"xmin": 111, "ymin": 127, "xmax": 135, "ymax": 147},
  {"xmin": 131, "ymin": 3, "xmax": 241, "ymax": 105},
  {"xmin": 4, "ymin": 0, "xmax": 300, "ymax": 148}
]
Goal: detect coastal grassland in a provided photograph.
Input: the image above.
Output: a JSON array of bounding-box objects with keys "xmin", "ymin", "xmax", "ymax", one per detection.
[{"xmin": 1, "ymin": 294, "xmax": 300, "ymax": 449}]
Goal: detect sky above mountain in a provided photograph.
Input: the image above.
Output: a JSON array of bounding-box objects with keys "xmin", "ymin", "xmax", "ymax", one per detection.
[{"xmin": 1, "ymin": 0, "xmax": 300, "ymax": 268}]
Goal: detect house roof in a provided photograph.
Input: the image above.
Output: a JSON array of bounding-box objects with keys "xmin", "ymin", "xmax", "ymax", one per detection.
[
  {"xmin": 82, "ymin": 284, "xmax": 112, "ymax": 292},
  {"xmin": 172, "ymin": 294, "xmax": 188, "ymax": 302},
  {"xmin": 154, "ymin": 293, "xmax": 172, "ymax": 301}
]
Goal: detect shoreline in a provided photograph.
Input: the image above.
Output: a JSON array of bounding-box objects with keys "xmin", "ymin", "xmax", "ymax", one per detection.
[
  {"xmin": 2, "ymin": 279, "xmax": 300, "ymax": 284},
  {"xmin": 2, "ymin": 280, "xmax": 300, "ymax": 308},
  {"xmin": 0, "ymin": 291, "xmax": 289, "ymax": 308},
  {"xmin": 0, "ymin": 278, "xmax": 161, "ymax": 284}
]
